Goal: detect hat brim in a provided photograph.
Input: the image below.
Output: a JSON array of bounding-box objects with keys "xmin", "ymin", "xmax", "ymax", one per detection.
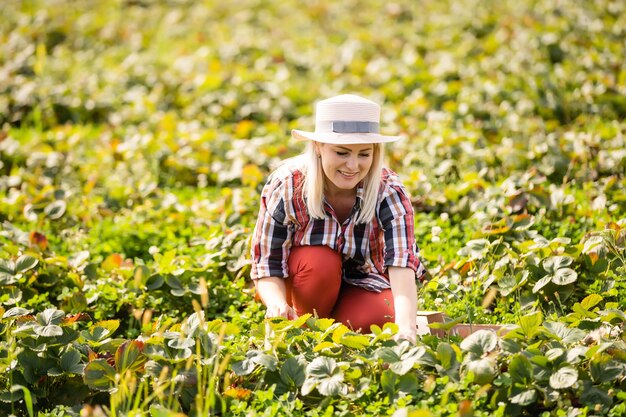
[{"xmin": 291, "ymin": 129, "xmax": 403, "ymax": 144}]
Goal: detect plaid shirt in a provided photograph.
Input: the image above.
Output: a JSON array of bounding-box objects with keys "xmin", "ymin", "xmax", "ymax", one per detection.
[{"xmin": 250, "ymin": 165, "xmax": 425, "ymax": 292}]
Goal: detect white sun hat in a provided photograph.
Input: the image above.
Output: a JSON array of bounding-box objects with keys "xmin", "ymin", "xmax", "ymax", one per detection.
[{"xmin": 291, "ymin": 94, "xmax": 404, "ymax": 144}]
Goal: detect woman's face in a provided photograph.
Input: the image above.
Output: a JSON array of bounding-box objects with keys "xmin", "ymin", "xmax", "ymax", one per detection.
[{"xmin": 316, "ymin": 143, "xmax": 374, "ymax": 195}]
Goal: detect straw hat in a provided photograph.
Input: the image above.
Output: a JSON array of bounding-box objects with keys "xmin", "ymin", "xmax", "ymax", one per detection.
[{"xmin": 291, "ymin": 94, "xmax": 403, "ymax": 144}]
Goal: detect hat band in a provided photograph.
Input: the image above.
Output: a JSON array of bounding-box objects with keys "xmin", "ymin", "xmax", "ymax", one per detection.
[{"xmin": 317, "ymin": 120, "xmax": 380, "ymax": 134}]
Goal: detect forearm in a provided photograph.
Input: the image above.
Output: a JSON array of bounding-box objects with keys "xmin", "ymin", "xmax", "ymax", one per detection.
[
  {"xmin": 255, "ymin": 276, "xmax": 288, "ymax": 306},
  {"xmin": 254, "ymin": 276, "xmax": 297, "ymax": 319},
  {"xmin": 388, "ymin": 266, "xmax": 418, "ymax": 329}
]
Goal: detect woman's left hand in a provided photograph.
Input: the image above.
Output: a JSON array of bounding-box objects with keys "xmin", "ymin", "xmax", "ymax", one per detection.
[{"xmin": 394, "ymin": 325, "xmax": 417, "ymax": 344}]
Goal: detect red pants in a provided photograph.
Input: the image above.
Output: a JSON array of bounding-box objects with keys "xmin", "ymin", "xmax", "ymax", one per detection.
[{"xmin": 283, "ymin": 246, "xmax": 395, "ymax": 332}]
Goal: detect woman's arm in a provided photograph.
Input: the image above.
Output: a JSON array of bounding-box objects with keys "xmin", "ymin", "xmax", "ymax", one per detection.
[
  {"xmin": 388, "ymin": 266, "xmax": 418, "ymax": 343},
  {"xmin": 255, "ymin": 277, "xmax": 298, "ymax": 319}
]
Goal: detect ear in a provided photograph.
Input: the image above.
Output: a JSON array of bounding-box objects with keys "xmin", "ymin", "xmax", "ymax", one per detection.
[{"xmin": 314, "ymin": 142, "xmax": 322, "ymax": 157}]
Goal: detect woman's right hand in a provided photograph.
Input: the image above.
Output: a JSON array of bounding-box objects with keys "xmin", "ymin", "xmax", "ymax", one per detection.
[{"xmin": 265, "ymin": 301, "xmax": 298, "ymax": 320}]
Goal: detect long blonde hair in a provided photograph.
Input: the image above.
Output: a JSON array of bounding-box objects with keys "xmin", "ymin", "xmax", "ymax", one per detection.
[{"xmin": 302, "ymin": 141, "xmax": 383, "ymax": 224}]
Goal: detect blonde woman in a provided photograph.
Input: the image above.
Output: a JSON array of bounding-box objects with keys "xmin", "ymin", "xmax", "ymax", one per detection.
[{"xmin": 250, "ymin": 94, "xmax": 425, "ymax": 343}]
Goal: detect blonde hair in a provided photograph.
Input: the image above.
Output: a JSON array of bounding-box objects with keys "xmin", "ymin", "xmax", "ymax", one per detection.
[{"xmin": 302, "ymin": 141, "xmax": 383, "ymax": 224}]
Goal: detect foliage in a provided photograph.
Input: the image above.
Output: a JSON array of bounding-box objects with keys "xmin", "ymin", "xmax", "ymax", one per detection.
[{"xmin": 1, "ymin": 0, "xmax": 626, "ymax": 415}]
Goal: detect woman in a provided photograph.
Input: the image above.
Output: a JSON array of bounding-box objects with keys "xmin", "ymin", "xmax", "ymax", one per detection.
[{"xmin": 250, "ymin": 94, "xmax": 425, "ymax": 343}]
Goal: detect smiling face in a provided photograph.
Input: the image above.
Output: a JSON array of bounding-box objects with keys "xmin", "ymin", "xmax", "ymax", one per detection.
[{"xmin": 316, "ymin": 142, "xmax": 374, "ymax": 196}]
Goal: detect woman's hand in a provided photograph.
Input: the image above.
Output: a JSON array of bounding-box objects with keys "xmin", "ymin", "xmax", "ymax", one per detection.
[
  {"xmin": 265, "ymin": 301, "xmax": 298, "ymax": 320},
  {"xmin": 394, "ymin": 325, "xmax": 417, "ymax": 344},
  {"xmin": 255, "ymin": 277, "xmax": 298, "ymax": 320},
  {"xmin": 388, "ymin": 266, "xmax": 418, "ymax": 344}
]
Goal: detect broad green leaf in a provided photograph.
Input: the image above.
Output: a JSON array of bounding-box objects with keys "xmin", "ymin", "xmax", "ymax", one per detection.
[
  {"xmin": 552, "ymin": 268, "xmax": 577, "ymax": 285},
  {"xmin": 437, "ymin": 342, "xmax": 456, "ymax": 369},
  {"xmin": 460, "ymin": 330, "xmax": 498, "ymax": 359},
  {"xmin": 305, "ymin": 317, "xmax": 336, "ymax": 331},
  {"xmin": 33, "ymin": 308, "xmax": 65, "ymax": 337},
  {"xmin": 280, "ymin": 356, "xmax": 306, "ymax": 388},
  {"xmin": 464, "ymin": 357, "xmax": 496, "ymax": 385},
  {"xmin": 165, "ymin": 275, "xmax": 183, "ymax": 290},
  {"xmin": 84, "ymin": 359, "xmax": 116, "ymax": 391},
  {"xmin": 517, "ymin": 312, "xmax": 543, "ymax": 340},
  {"xmin": 543, "ymin": 256, "xmax": 573, "ymax": 274},
  {"xmin": 15, "ymin": 255, "xmax": 38, "ymax": 273},
  {"xmin": 510, "ymin": 389, "xmax": 537, "ymax": 406},
  {"xmin": 2, "ymin": 286, "xmax": 22, "ymax": 304},
  {"xmin": 115, "ymin": 340, "xmax": 147, "ymax": 374},
  {"xmin": 44, "ymin": 200, "xmax": 67, "ymax": 219},
  {"xmin": 381, "ymin": 369, "xmax": 398, "ymax": 395},
  {"xmin": 532, "ymin": 275, "xmax": 552, "ymax": 293},
  {"xmin": 581, "ymin": 294, "xmax": 603, "ymax": 310},
  {"xmin": 60, "ymin": 347, "xmax": 84, "ymax": 374},
  {"xmin": 590, "ymin": 359, "xmax": 625, "ymax": 384},
  {"xmin": 339, "ymin": 333, "xmax": 371, "ymax": 350},
  {"xmin": 543, "ymin": 322, "xmax": 586, "ymax": 344},
  {"xmin": 2, "ymin": 307, "xmax": 32, "ymax": 319},
  {"xmin": 232, "ymin": 350, "xmax": 277, "ymax": 376},
  {"xmin": 167, "ymin": 338, "xmax": 195, "ymax": 350},
  {"xmin": 0, "ymin": 259, "xmax": 14, "ymax": 275},
  {"xmin": 546, "ymin": 348, "xmax": 565, "ymax": 362},
  {"xmin": 580, "ymin": 385, "xmax": 612, "ymax": 408},
  {"xmin": 305, "ymin": 357, "xmax": 347, "ymax": 396},
  {"xmin": 509, "ymin": 354, "xmax": 532, "ymax": 385},
  {"xmin": 146, "ymin": 274, "xmax": 164, "ymax": 290},
  {"xmin": 36, "ymin": 309, "xmax": 65, "ymax": 326},
  {"xmin": 582, "ymin": 235, "xmax": 605, "ymax": 254},
  {"xmin": 549, "ymin": 367, "xmax": 578, "ymax": 389}
]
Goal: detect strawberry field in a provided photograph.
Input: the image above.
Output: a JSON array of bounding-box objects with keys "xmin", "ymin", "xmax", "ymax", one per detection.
[{"xmin": 1, "ymin": 0, "xmax": 626, "ymax": 416}]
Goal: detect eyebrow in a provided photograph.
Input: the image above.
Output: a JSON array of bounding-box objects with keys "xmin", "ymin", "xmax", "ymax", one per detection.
[{"xmin": 334, "ymin": 146, "xmax": 373, "ymax": 152}]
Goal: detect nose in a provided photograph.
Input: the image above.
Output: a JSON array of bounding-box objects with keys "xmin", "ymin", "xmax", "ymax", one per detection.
[{"xmin": 345, "ymin": 155, "xmax": 358, "ymax": 170}]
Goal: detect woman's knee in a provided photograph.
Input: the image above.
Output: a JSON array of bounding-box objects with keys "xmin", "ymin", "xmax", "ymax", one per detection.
[
  {"xmin": 332, "ymin": 287, "xmax": 394, "ymax": 332},
  {"xmin": 288, "ymin": 246, "xmax": 342, "ymax": 290},
  {"xmin": 286, "ymin": 246, "xmax": 342, "ymax": 317}
]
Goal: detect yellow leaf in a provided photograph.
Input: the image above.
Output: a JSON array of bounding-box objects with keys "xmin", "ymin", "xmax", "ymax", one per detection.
[{"xmin": 242, "ymin": 164, "xmax": 264, "ymax": 187}]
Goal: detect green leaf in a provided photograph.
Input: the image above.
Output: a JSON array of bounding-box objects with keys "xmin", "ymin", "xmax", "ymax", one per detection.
[
  {"xmin": 60, "ymin": 347, "xmax": 85, "ymax": 374},
  {"xmin": 305, "ymin": 357, "xmax": 347, "ymax": 396},
  {"xmin": 44, "ymin": 200, "xmax": 67, "ymax": 219},
  {"xmin": 517, "ymin": 312, "xmax": 543, "ymax": 340},
  {"xmin": 543, "ymin": 322, "xmax": 586, "ymax": 344},
  {"xmin": 543, "ymin": 256, "xmax": 573, "ymax": 273},
  {"xmin": 509, "ymin": 354, "xmax": 533, "ymax": 385},
  {"xmin": 2, "ymin": 286, "xmax": 22, "ymax": 305},
  {"xmin": 0, "ymin": 259, "xmax": 14, "ymax": 275},
  {"xmin": 165, "ymin": 275, "xmax": 183, "ymax": 290},
  {"xmin": 464, "ymin": 358, "xmax": 496, "ymax": 385},
  {"xmin": 338, "ymin": 332, "xmax": 371, "ymax": 350},
  {"xmin": 552, "ymin": 268, "xmax": 577, "ymax": 285},
  {"xmin": 115, "ymin": 340, "xmax": 147, "ymax": 374},
  {"xmin": 460, "ymin": 330, "xmax": 498, "ymax": 359},
  {"xmin": 532, "ymin": 275, "xmax": 552, "ymax": 293},
  {"xmin": 33, "ymin": 308, "xmax": 65, "ymax": 337},
  {"xmin": 381, "ymin": 369, "xmax": 398, "ymax": 395},
  {"xmin": 146, "ymin": 274, "xmax": 164, "ymax": 290},
  {"xmin": 84, "ymin": 359, "xmax": 116, "ymax": 391},
  {"xmin": 510, "ymin": 389, "xmax": 537, "ymax": 406},
  {"xmin": 167, "ymin": 338, "xmax": 195, "ymax": 350},
  {"xmin": 437, "ymin": 342, "xmax": 456, "ymax": 369},
  {"xmin": 549, "ymin": 367, "xmax": 578, "ymax": 389},
  {"xmin": 2, "ymin": 307, "xmax": 32, "ymax": 319},
  {"xmin": 15, "ymin": 255, "xmax": 38, "ymax": 273},
  {"xmin": 580, "ymin": 294, "xmax": 603, "ymax": 310},
  {"xmin": 280, "ymin": 356, "xmax": 306, "ymax": 388}
]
